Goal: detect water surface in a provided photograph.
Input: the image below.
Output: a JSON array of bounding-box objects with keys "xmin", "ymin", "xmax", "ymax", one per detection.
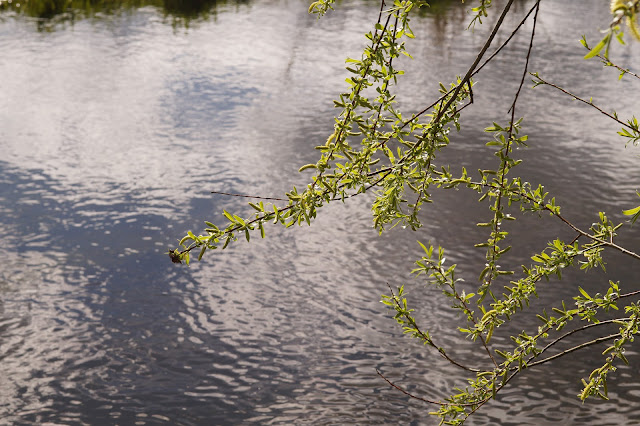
[{"xmin": 1, "ymin": 0, "xmax": 640, "ymax": 424}]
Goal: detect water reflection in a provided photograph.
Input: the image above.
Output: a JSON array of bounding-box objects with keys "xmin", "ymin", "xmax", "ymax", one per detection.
[
  {"xmin": 0, "ymin": 0, "xmax": 252, "ymax": 30},
  {"xmin": 1, "ymin": 0, "xmax": 640, "ymax": 425}
]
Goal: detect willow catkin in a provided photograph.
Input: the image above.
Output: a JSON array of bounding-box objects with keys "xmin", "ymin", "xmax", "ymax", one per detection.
[{"xmin": 611, "ymin": 0, "xmax": 640, "ymax": 41}]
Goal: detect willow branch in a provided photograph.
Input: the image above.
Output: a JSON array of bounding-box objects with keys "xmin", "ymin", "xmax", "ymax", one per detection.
[
  {"xmin": 419, "ymin": 256, "xmax": 499, "ymax": 368},
  {"xmin": 520, "ymin": 290, "xmax": 640, "ymax": 368},
  {"xmin": 314, "ymin": 0, "xmax": 392, "ymax": 183}
]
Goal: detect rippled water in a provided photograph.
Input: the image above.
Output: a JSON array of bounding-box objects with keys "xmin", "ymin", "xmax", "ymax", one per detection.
[{"xmin": 1, "ymin": 0, "xmax": 640, "ymax": 424}]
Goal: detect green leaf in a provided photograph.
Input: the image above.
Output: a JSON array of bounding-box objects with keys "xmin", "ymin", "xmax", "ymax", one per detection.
[
  {"xmin": 623, "ymin": 205, "xmax": 640, "ymax": 224},
  {"xmin": 222, "ymin": 236, "xmax": 232, "ymax": 249},
  {"xmin": 233, "ymin": 215, "xmax": 247, "ymax": 226},
  {"xmin": 486, "ymin": 324, "xmax": 494, "ymax": 343},
  {"xmin": 578, "ymin": 287, "xmax": 591, "ymax": 300},
  {"xmin": 584, "ymin": 33, "xmax": 610, "ymax": 59},
  {"xmin": 299, "ymin": 163, "xmax": 318, "ymax": 172}
]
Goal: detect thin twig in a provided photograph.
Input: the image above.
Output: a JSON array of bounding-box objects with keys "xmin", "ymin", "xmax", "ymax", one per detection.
[
  {"xmin": 518, "ymin": 289, "xmax": 640, "ymax": 368},
  {"xmin": 538, "ymin": 318, "xmax": 627, "ymax": 356},
  {"xmin": 595, "ymin": 54, "xmax": 640, "ymax": 80},
  {"xmin": 473, "ymin": 2, "xmax": 541, "ymax": 77},
  {"xmin": 384, "ymin": 0, "xmax": 540, "ymax": 136},
  {"xmin": 527, "ymin": 334, "xmax": 619, "ymax": 368},
  {"xmin": 552, "ymin": 211, "xmax": 640, "ymax": 261},
  {"xmin": 210, "ymin": 191, "xmax": 287, "ymax": 201},
  {"xmin": 376, "ymin": 369, "xmax": 488, "ymax": 407},
  {"xmin": 533, "ymin": 75, "xmax": 634, "ymax": 130},
  {"xmin": 376, "ymin": 369, "xmax": 444, "ymax": 405},
  {"xmin": 387, "ymin": 284, "xmax": 481, "ymax": 373},
  {"xmin": 434, "ymin": 0, "xmax": 517, "ymax": 122}
]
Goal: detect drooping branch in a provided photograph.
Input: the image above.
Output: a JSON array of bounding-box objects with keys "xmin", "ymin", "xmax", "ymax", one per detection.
[{"xmin": 173, "ymin": 0, "xmax": 551, "ymax": 262}]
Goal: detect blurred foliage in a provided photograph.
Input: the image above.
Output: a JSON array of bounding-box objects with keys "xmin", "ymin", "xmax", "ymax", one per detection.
[{"xmin": 0, "ymin": 0, "xmax": 252, "ymax": 30}]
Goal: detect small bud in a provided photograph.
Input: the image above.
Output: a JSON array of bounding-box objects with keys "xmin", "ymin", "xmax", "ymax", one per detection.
[{"xmin": 168, "ymin": 250, "xmax": 182, "ymax": 264}]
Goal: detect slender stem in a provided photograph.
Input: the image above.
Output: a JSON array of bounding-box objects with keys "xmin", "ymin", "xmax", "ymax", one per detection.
[
  {"xmin": 376, "ymin": 369, "xmax": 444, "ymax": 405},
  {"xmin": 595, "ymin": 54, "xmax": 640, "ymax": 80},
  {"xmin": 473, "ymin": 2, "xmax": 541, "ymax": 77},
  {"xmin": 210, "ymin": 191, "xmax": 287, "ymax": 201},
  {"xmin": 534, "ymin": 75, "xmax": 634, "ymax": 130},
  {"xmin": 434, "ymin": 0, "xmax": 516, "ymax": 122},
  {"xmin": 538, "ymin": 318, "xmax": 628, "ymax": 355},
  {"xmin": 527, "ymin": 334, "xmax": 619, "ymax": 368},
  {"xmin": 552, "ymin": 211, "xmax": 640, "ymax": 261},
  {"xmin": 387, "ymin": 284, "xmax": 481, "ymax": 372}
]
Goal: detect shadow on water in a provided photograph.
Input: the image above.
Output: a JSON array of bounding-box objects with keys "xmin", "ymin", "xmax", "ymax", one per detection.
[
  {"xmin": 0, "ymin": 0, "xmax": 252, "ymax": 30},
  {"xmin": 0, "ymin": 161, "xmax": 265, "ymax": 425}
]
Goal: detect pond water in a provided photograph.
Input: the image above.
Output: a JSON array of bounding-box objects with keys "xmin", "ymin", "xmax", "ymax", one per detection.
[{"xmin": 1, "ymin": 0, "xmax": 640, "ymax": 424}]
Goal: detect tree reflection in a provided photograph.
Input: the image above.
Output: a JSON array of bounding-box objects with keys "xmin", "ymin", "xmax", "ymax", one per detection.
[{"xmin": 0, "ymin": 0, "xmax": 252, "ymax": 30}]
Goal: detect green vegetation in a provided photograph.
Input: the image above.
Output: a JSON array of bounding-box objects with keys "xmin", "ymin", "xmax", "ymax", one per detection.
[{"xmin": 167, "ymin": 0, "xmax": 640, "ymax": 423}]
